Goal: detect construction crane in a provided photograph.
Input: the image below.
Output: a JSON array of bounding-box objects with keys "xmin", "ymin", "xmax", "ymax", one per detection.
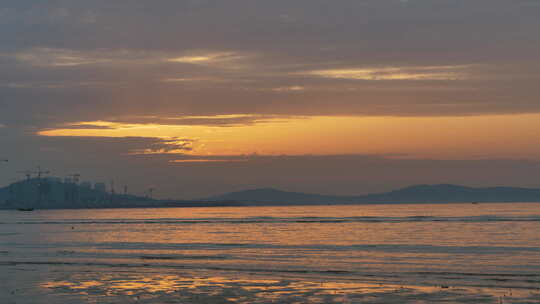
[
  {"xmin": 18, "ymin": 170, "xmax": 33, "ymax": 181},
  {"xmin": 18, "ymin": 167, "xmax": 50, "ymax": 181},
  {"xmin": 34, "ymin": 166, "xmax": 50, "ymax": 179},
  {"xmin": 19, "ymin": 166, "xmax": 51, "ymax": 206}
]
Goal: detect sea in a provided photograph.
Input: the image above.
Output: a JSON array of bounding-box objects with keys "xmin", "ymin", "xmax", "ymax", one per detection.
[{"xmin": 1, "ymin": 203, "xmax": 540, "ymax": 303}]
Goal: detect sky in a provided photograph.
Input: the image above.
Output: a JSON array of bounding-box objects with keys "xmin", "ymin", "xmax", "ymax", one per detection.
[{"xmin": 1, "ymin": 0, "xmax": 540, "ymax": 198}]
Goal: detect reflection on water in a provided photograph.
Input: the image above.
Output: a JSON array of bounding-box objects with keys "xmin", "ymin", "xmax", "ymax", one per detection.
[
  {"xmin": 2, "ymin": 203, "xmax": 540, "ymax": 303},
  {"xmin": 39, "ymin": 269, "xmax": 540, "ymax": 303},
  {"xmin": 43, "ymin": 274, "xmax": 282, "ymax": 295}
]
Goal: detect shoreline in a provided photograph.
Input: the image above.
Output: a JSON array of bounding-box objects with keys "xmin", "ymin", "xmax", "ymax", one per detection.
[{"xmin": 2, "ymin": 200, "xmax": 540, "ymax": 211}]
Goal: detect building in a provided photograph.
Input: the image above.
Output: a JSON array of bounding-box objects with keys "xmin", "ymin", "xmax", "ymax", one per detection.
[
  {"xmin": 94, "ymin": 182, "xmax": 106, "ymax": 193},
  {"xmin": 80, "ymin": 181, "xmax": 92, "ymax": 189}
]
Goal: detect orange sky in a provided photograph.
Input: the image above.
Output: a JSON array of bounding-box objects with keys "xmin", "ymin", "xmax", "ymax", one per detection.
[{"xmin": 38, "ymin": 114, "xmax": 540, "ymax": 160}]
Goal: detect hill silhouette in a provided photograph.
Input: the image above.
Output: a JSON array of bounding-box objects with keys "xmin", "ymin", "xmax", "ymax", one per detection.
[
  {"xmin": 205, "ymin": 184, "xmax": 540, "ymax": 205},
  {"xmin": 3, "ymin": 182, "xmax": 540, "ymax": 209}
]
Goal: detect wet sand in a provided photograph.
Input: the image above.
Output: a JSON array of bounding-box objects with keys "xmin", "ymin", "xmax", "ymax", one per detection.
[{"xmin": 2, "ymin": 263, "xmax": 539, "ymax": 304}]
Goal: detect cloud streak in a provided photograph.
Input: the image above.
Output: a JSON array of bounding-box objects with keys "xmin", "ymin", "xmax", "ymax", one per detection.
[
  {"xmin": 303, "ymin": 65, "xmax": 471, "ymax": 81},
  {"xmin": 167, "ymin": 51, "xmax": 252, "ymax": 68},
  {"xmin": 5, "ymin": 47, "xmax": 252, "ymax": 69}
]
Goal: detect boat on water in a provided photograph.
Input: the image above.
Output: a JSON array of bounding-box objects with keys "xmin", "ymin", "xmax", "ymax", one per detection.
[{"xmin": 17, "ymin": 208, "xmax": 34, "ymax": 212}]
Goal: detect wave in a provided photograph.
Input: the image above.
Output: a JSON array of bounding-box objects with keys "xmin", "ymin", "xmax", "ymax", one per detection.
[
  {"xmin": 139, "ymin": 254, "xmax": 228, "ymax": 260},
  {"xmin": 4, "ymin": 241, "xmax": 540, "ymax": 254},
  {"xmin": 1, "ymin": 260, "xmax": 539, "ymax": 289},
  {"xmin": 2, "ymin": 215, "xmax": 540, "ymax": 225}
]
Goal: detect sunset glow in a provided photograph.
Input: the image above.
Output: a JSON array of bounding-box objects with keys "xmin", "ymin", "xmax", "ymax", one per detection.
[
  {"xmin": 303, "ymin": 65, "xmax": 470, "ymax": 81},
  {"xmin": 38, "ymin": 114, "xmax": 540, "ymax": 159},
  {"xmin": 3, "ymin": 2, "xmax": 540, "ymax": 303}
]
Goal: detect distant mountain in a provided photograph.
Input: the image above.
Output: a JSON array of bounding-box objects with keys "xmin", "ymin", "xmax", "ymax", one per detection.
[
  {"xmin": 3, "ymin": 181, "xmax": 540, "ymax": 209},
  {"xmin": 203, "ymin": 184, "xmax": 540, "ymax": 205},
  {"xmin": 362, "ymin": 184, "xmax": 540, "ymax": 203}
]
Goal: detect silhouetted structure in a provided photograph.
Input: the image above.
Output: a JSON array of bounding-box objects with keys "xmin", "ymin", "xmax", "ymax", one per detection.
[{"xmin": 0, "ymin": 176, "xmax": 155, "ymax": 209}]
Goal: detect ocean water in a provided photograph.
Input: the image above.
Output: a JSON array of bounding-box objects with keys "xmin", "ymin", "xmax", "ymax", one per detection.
[{"xmin": 1, "ymin": 203, "xmax": 540, "ymax": 303}]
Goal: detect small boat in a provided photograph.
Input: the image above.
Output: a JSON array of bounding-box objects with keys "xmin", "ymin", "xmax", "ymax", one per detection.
[{"xmin": 17, "ymin": 208, "xmax": 34, "ymax": 212}]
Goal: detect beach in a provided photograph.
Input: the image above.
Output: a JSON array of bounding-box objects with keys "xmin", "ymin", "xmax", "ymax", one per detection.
[
  {"xmin": 1, "ymin": 203, "xmax": 540, "ymax": 303},
  {"xmin": 2, "ymin": 264, "xmax": 539, "ymax": 303}
]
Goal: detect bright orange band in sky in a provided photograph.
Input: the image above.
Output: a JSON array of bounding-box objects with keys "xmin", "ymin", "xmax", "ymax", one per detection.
[{"xmin": 38, "ymin": 114, "xmax": 540, "ymax": 159}]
